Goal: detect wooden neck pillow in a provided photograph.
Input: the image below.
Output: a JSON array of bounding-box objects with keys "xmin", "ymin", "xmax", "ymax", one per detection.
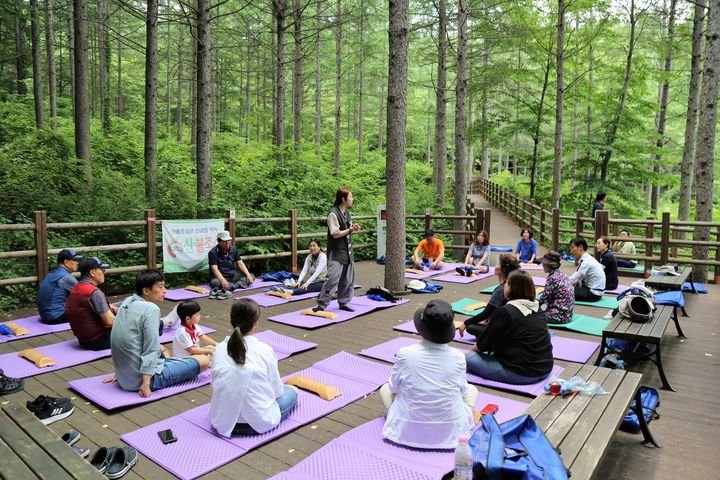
[
  {"xmin": 266, "ymin": 290, "xmax": 293, "ymax": 300},
  {"xmin": 18, "ymin": 348, "xmax": 56, "ymax": 367},
  {"xmin": 300, "ymin": 309, "xmax": 338, "ymax": 320},
  {"xmin": 185, "ymin": 285, "xmax": 209, "ymax": 294},
  {"xmin": 463, "ymin": 301, "xmax": 487, "ymax": 312},
  {"xmin": 4, "ymin": 322, "xmax": 29, "ymax": 336},
  {"xmin": 285, "ymin": 376, "xmax": 341, "ymax": 401}
]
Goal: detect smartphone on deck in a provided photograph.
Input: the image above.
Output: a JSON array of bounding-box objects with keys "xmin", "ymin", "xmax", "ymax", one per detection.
[
  {"xmin": 480, "ymin": 404, "xmax": 499, "ymax": 415},
  {"xmin": 158, "ymin": 428, "xmax": 178, "ymax": 444}
]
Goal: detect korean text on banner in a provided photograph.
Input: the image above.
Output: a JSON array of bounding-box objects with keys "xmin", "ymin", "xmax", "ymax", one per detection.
[{"xmin": 162, "ymin": 219, "xmax": 225, "ymax": 273}]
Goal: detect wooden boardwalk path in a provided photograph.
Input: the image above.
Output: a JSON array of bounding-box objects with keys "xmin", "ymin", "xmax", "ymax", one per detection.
[{"xmin": 2, "ymin": 196, "xmax": 719, "ymax": 479}]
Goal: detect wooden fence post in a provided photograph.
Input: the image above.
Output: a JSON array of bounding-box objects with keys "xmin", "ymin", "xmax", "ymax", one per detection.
[
  {"xmin": 226, "ymin": 209, "xmax": 236, "ymax": 240},
  {"xmin": 660, "ymin": 212, "xmax": 670, "ymax": 265},
  {"xmin": 289, "ymin": 209, "xmax": 298, "ymax": 273},
  {"xmin": 514, "ymin": 194, "xmax": 520, "ymax": 225},
  {"xmin": 595, "ymin": 210, "xmax": 609, "ymax": 240},
  {"xmin": 425, "ymin": 208, "xmax": 433, "ymax": 233},
  {"xmin": 645, "ymin": 216, "xmax": 655, "ymax": 273},
  {"xmin": 144, "ymin": 209, "xmax": 157, "ymax": 269},
  {"xmin": 715, "ymin": 229, "xmax": 720, "ymax": 284},
  {"xmin": 551, "ymin": 208, "xmax": 560, "ymax": 252},
  {"xmin": 34, "ymin": 211, "xmax": 48, "ymax": 283},
  {"xmin": 611, "ymin": 213, "xmax": 619, "ymax": 237},
  {"xmin": 484, "ymin": 208, "xmax": 492, "ymax": 243},
  {"xmin": 575, "ymin": 209, "xmax": 584, "ymax": 238},
  {"xmin": 475, "ymin": 208, "xmax": 484, "ymax": 236},
  {"xmin": 539, "ymin": 202, "xmax": 546, "ymax": 246}
]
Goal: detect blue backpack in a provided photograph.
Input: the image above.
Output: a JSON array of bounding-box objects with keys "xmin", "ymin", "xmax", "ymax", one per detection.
[
  {"xmin": 470, "ymin": 414, "xmax": 568, "ymax": 480},
  {"xmin": 620, "ymin": 386, "xmax": 660, "ymax": 434},
  {"xmin": 408, "ymin": 280, "xmax": 443, "ymax": 294},
  {"xmin": 261, "ymin": 271, "xmax": 298, "ymax": 282}
]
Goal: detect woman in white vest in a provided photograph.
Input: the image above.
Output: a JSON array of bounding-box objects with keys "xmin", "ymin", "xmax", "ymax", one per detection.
[{"xmin": 274, "ymin": 239, "xmax": 328, "ymax": 296}]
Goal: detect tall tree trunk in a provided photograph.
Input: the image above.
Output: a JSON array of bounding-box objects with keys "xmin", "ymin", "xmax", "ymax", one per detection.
[
  {"xmin": 358, "ymin": 0, "xmax": 365, "ymax": 163},
  {"xmin": 586, "ymin": 41, "xmax": 593, "ymax": 169},
  {"xmin": 692, "ymin": 0, "xmax": 720, "ymax": 282},
  {"xmin": 650, "ymin": 0, "xmax": 676, "ymax": 215},
  {"xmin": 679, "ymin": 3, "xmax": 705, "ymax": 222},
  {"xmin": 599, "ymin": 0, "xmax": 636, "ymax": 185},
  {"xmin": 30, "ymin": 0, "xmax": 44, "ymax": 128},
  {"xmin": 190, "ymin": 0, "xmax": 198, "ymax": 142},
  {"xmin": 144, "ymin": 0, "xmax": 158, "ymax": 207},
  {"xmin": 45, "ymin": 0, "xmax": 57, "ymax": 129},
  {"xmin": 272, "ymin": 0, "xmax": 287, "ymax": 162},
  {"xmin": 256, "ymin": 37, "xmax": 261, "ymax": 139},
  {"xmin": 433, "ymin": 0, "xmax": 447, "ymax": 203},
  {"xmin": 292, "ymin": 0, "xmax": 303, "ymax": 154},
  {"xmin": 570, "ymin": 89, "xmax": 578, "ymax": 187},
  {"xmin": 480, "ymin": 38, "xmax": 489, "ymax": 179},
  {"xmin": 333, "ymin": 0, "xmax": 342, "ymax": 174},
  {"xmin": 245, "ymin": 37, "xmax": 251, "ymax": 143},
  {"xmin": 551, "ymin": 0, "xmax": 565, "ymax": 209},
  {"xmin": 454, "ymin": 0, "xmax": 468, "ymax": 249},
  {"xmin": 15, "ymin": 14, "xmax": 27, "ymax": 95},
  {"xmin": 196, "ymin": 0, "xmax": 212, "ymax": 218},
  {"xmin": 98, "ymin": 0, "xmax": 110, "ymax": 134},
  {"xmin": 177, "ymin": 22, "xmax": 184, "ymax": 143},
  {"xmin": 314, "ymin": 0, "xmax": 322, "ymax": 152},
  {"xmin": 165, "ymin": 1, "xmax": 172, "ymax": 136},
  {"xmin": 378, "ymin": 50, "xmax": 385, "ymax": 149},
  {"xmin": 467, "ymin": 100, "xmax": 474, "ymax": 183},
  {"xmin": 67, "ymin": 4, "xmax": 75, "ymax": 115},
  {"xmin": 530, "ymin": 48, "xmax": 552, "ymax": 199},
  {"xmin": 90, "ymin": 21, "xmax": 96, "ymax": 117},
  {"xmin": 385, "ymin": 0, "xmax": 408, "ymax": 293},
  {"xmin": 426, "ymin": 120, "xmax": 432, "ymax": 163},
  {"xmin": 117, "ymin": 27, "xmax": 123, "ymax": 117},
  {"xmin": 262, "ymin": 41, "xmax": 268, "ymax": 139},
  {"xmin": 73, "ymin": 0, "xmax": 91, "ymax": 176}
]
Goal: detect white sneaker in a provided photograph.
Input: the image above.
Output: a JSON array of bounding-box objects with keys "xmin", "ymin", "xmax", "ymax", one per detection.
[{"xmin": 160, "ymin": 304, "xmax": 180, "ymax": 331}]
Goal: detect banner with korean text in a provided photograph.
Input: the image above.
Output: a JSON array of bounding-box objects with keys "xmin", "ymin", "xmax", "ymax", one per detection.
[{"xmin": 162, "ymin": 219, "xmax": 225, "ymax": 273}]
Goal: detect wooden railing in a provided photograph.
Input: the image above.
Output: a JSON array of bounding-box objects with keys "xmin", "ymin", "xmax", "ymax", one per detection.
[
  {"xmin": 472, "ymin": 177, "xmax": 720, "ymax": 283},
  {"xmin": 0, "ymin": 206, "xmax": 491, "ymax": 288}
]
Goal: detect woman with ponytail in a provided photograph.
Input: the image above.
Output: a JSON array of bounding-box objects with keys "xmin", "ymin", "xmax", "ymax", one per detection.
[{"xmin": 209, "ymin": 299, "xmax": 298, "ymax": 437}]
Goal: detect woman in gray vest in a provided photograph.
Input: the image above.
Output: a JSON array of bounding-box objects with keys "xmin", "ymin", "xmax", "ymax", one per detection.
[
  {"xmin": 314, "ymin": 188, "xmax": 361, "ymax": 312},
  {"xmin": 274, "ymin": 239, "xmax": 328, "ymax": 295}
]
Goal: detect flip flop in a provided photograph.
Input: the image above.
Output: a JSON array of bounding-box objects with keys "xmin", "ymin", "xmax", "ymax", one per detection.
[{"xmin": 106, "ymin": 447, "xmax": 139, "ymax": 479}]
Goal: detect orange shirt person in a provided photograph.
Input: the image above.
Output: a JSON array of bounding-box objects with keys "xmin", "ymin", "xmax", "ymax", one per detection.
[{"xmin": 411, "ymin": 229, "xmax": 445, "ymax": 270}]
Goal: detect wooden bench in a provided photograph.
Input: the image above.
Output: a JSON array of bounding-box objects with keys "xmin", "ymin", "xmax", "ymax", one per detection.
[
  {"xmin": 0, "ymin": 402, "xmax": 104, "ymax": 479},
  {"xmin": 526, "ymin": 362, "xmax": 659, "ymax": 480},
  {"xmin": 594, "ymin": 304, "xmax": 684, "ymax": 391}
]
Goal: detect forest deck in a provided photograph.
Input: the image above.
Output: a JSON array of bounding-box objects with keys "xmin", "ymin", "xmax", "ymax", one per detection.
[{"xmin": 1, "ymin": 196, "xmax": 718, "ymax": 479}]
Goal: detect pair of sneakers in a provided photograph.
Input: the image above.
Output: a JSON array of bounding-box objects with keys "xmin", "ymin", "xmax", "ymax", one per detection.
[
  {"xmin": 91, "ymin": 446, "xmax": 139, "ymax": 479},
  {"xmin": 209, "ymin": 287, "xmax": 234, "ymax": 300},
  {"xmin": 312, "ymin": 305, "xmax": 354, "ymax": 313},
  {"xmin": 26, "ymin": 395, "xmax": 74, "ymax": 425}
]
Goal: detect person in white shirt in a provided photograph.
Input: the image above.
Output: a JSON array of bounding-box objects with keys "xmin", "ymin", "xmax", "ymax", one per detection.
[
  {"xmin": 274, "ymin": 239, "xmax": 328, "ymax": 296},
  {"xmin": 568, "ymin": 237, "xmax": 606, "ymax": 302},
  {"xmin": 380, "ymin": 300, "xmax": 477, "ymax": 449},
  {"xmin": 172, "ymin": 300, "xmax": 217, "ymax": 358},
  {"xmin": 209, "ymin": 299, "xmax": 298, "ymax": 437}
]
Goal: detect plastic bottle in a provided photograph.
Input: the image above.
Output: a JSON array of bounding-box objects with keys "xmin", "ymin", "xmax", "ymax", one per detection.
[
  {"xmin": 616, "ymin": 359, "xmax": 625, "ymax": 371},
  {"xmin": 454, "ymin": 435, "xmax": 473, "ymax": 480}
]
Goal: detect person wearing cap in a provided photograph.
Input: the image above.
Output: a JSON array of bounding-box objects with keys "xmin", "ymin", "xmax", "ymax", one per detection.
[
  {"xmin": 411, "ymin": 229, "xmax": 445, "ymax": 270},
  {"xmin": 36, "ymin": 249, "xmax": 83, "ymax": 324},
  {"xmin": 208, "ymin": 230, "xmax": 255, "ymax": 300},
  {"xmin": 568, "ymin": 237, "xmax": 606, "ymax": 302},
  {"xmin": 66, "ymin": 257, "xmax": 117, "ymax": 350},
  {"xmin": 465, "ymin": 270, "xmax": 553, "ymax": 384},
  {"xmin": 380, "ymin": 299, "xmax": 477, "ymax": 449},
  {"xmin": 537, "ymin": 251, "xmax": 574, "ymax": 324}
]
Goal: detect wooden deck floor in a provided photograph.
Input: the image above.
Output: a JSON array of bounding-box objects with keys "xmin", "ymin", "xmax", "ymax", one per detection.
[{"xmin": 2, "ymin": 196, "xmax": 719, "ymax": 479}]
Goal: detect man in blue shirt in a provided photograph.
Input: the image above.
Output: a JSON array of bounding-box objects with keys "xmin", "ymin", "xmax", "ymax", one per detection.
[{"xmin": 37, "ymin": 249, "xmax": 83, "ymax": 324}]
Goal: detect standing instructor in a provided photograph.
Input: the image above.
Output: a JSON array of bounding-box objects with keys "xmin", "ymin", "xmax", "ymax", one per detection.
[{"xmin": 314, "ymin": 188, "xmax": 360, "ymax": 312}]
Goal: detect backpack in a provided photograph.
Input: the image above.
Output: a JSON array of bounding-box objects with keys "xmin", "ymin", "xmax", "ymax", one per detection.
[
  {"xmin": 406, "ymin": 279, "xmax": 443, "ymax": 294},
  {"xmin": 365, "ymin": 286, "xmax": 400, "ymax": 303},
  {"xmin": 469, "ymin": 413, "xmax": 569, "ymax": 480},
  {"xmin": 618, "ymin": 295, "xmax": 655, "ymax": 322},
  {"xmin": 620, "ymin": 386, "xmax": 660, "ymax": 433},
  {"xmin": 262, "ymin": 271, "xmax": 298, "ymax": 282}
]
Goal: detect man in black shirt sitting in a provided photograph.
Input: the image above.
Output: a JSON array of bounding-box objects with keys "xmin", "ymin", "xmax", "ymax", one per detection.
[{"xmin": 208, "ymin": 231, "xmax": 255, "ymax": 300}]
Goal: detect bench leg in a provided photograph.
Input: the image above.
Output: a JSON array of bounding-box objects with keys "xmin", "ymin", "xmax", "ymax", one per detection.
[
  {"xmin": 672, "ymin": 307, "xmax": 687, "ymax": 338},
  {"xmin": 594, "ymin": 335, "xmax": 609, "ymax": 366},
  {"xmin": 632, "ymin": 389, "xmax": 661, "ymax": 448},
  {"xmin": 654, "ymin": 344, "xmax": 675, "ymax": 392}
]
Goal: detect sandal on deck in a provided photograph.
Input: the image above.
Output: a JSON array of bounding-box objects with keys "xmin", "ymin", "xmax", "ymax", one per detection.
[
  {"xmin": 0, "ymin": 369, "xmax": 24, "ymax": 395},
  {"xmin": 90, "ymin": 446, "xmax": 117, "ymax": 473},
  {"xmin": 105, "ymin": 447, "xmax": 138, "ymax": 479}
]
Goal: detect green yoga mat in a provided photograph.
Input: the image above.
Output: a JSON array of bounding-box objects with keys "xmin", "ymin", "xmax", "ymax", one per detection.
[
  {"xmin": 575, "ymin": 296, "xmax": 619, "ymax": 309},
  {"xmin": 549, "ymin": 314, "xmax": 609, "ymax": 337},
  {"xmin": 480, "ymin": 284, "xmax": 500, "ymax": 294},
  {"xmin": 619, "ymin": 264, "xmax": 645, "ymax": 272},
  {"xmin": 451, "ymin": 298, "xmax": 486, "ymax": 316}
]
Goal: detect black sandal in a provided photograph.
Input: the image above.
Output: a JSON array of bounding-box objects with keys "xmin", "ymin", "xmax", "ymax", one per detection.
[
  {"xmin": 90, "ymin": 446, "xmax": 117, "ymax": 473},
  {"xmin": 106, "ymin": 447, "xmax": 138, "ymax": 479},
  {"xmin": 0, "ymin": 369, "xmax": 24, "ymax": 395}
]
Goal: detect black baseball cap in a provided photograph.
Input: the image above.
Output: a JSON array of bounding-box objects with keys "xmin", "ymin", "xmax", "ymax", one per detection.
[
  {"xmin": 57, "ymin": 249, "xmax": 83, "ymax": 264},
  {"xmin": 79, "ymin": 257, "xmax": 111, "ymax": 275}
]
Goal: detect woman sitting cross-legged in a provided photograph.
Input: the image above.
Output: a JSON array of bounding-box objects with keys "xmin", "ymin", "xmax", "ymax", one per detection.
[
  {"xmin": 273, "ymin": 239, "xmax": 327, "ymax": 296},
  {"xmin": 465, "ymin": 270, "xmax": 554, "ymax": 385},
  {"xmin": 380, "ymin": 300, "xmax": 477, "ymax": 449},
  {"xmin": 537, "ymin": 251, "xmax": 575, "ymax": 324},
  {"xmin": 209, "ymin": 299, "xmax": 298, "ymax": 437}
]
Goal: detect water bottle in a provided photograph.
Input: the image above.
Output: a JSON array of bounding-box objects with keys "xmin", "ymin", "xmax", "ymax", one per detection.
[
  {"xmin": 616, "ymin": 359, "xmax": 625, "ymax": 371},
  {"xmin": 454, "ymin": 435, "xmax": 473, "ymax": 480}
]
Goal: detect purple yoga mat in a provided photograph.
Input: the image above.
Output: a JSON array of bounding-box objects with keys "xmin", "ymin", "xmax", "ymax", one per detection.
[
  {"xmin": 467, "ymin": 365, "xmax": 564, "ymax": 397},
  {"xmin": 273, "ymin": 393, "xmax": 529, "ymax": 480},
  {"xmin": 164, "ymin": 280, "xmax": 281, "ymax": 301},
  {"xmin": 0, "ymin": 325, "xmax": 215, "ymax": 379},
  {"xmin": 434, "ymin": 269, "xmax": 496, "ymax": 284},
  {"xmin": 237, "ymin": 285, "xmax": 363, "ymax": 306},
  {"xmin": 348, "ymin": 295, "xmax": 411, "ymax": 309},
  {"xmin": 121, "ymin": 352, "xmax": 391, "ymax": 480},
  {"xmin": 268, "ymin": 301, "xmax": 377, "ymax": 329},
  {"xmin": 0, "ymin": 315, "xmax": 69, "ymax": 344},
  {"xmin": 405, "ymin": 263, "xmax": 464, "ymax": 279},
  {"xmin": 253, "ymin": 329, "xmax": 318, "ymax": 360},
  {"xmin": 393, "ymin": 320, "xmax": 474, "ymax": 345}
]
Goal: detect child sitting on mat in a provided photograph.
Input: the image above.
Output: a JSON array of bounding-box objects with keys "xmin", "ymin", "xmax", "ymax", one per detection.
[
  {"xmin": 380, "ymin": 300, "xmax": 477, "ymax": 449},
  {"xmin": 172, "ymin": 300, "xmax": 217, "ymax": 358},
  {"xmin": 209, "ymin": 299, "xmax": 298, "ymax": 437}
]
